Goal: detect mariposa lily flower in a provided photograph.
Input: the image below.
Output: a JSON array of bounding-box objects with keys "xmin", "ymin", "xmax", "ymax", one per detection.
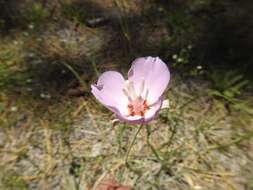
[{"xmin": 91, "ymin": 57, "xmax": 170, "ymax": 124}]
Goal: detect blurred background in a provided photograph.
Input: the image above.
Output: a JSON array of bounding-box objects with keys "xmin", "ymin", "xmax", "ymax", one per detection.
[{"xmin": 0, "ymin": 0, "xmax": 252, "ymax": 189}]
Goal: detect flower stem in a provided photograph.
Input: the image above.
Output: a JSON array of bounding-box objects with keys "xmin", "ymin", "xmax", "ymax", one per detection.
[
  {"xmin": 125, "ymin": 124, "xmax": 143, "ymax": 164},
  {"xmin": 145, "ymin": 124, "xmax": 162, "ymax": 161}
]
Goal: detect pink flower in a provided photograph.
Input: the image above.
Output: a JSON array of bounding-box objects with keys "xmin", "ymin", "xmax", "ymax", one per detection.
[{"xmin": 91, "ymin": 57, "xmax": 170, "ymax": 124}]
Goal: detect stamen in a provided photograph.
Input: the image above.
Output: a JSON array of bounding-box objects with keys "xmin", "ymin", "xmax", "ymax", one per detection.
[
  {"xmin": 123, "ymin": 80, "xmax": 150, "ymax": 117},
  {"xmin": 139, "ymin": 79, "xmax": 145, "ymax": 97},
  {"xmin": 144, "ymin": 89, "xmax": 149, "ymax": 100},
  {"xmin": 123, "ymin": 88, "xmax": 132, "ymax": 101},
  {"xmin": 128, "ymin": 81, "xmax": 137, "ymax": 99},
  {"xmin": 124, "ymin": 80, "xmax": 137, "ymax": 100}
]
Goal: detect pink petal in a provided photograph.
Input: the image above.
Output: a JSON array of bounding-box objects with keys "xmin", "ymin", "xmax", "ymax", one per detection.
[
  {"xmin": 114, "ymin": 113, "xmax": 144, "ymax": 125},
  {"xmin": 91, "ymin": 71, "xmax": 128, "ymax": 114},
  {"xmin": 128, "ymin": 57, "xmax": 170, "ymax": 104},
  {"xmin": 143, "ymin": 97, "xmax": 163, "ymax": 123}
]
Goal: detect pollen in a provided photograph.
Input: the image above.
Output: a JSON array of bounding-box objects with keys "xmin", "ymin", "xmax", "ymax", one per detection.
[{"xmin": 127, "ymin": 98, "xmax": 150, "ymax": 117}]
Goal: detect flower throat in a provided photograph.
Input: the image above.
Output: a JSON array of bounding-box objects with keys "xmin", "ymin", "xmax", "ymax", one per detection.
[{"xmin": 123, "ymin": 80, "xmax": 150, "ymax": 116}]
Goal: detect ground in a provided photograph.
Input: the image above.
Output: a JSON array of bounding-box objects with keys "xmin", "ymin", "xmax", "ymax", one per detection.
[{"xmin": 0, "ymin": 0, "xmax": 253, "ymax": 190}]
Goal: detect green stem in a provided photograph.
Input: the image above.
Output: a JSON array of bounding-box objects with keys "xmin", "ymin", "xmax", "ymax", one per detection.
[
  {"xmin": 146, "ymin": 125, "xmax": 163, "ymax": 161},
  {"xmin": 63, "ymin": 62, "xmax": 87, "ymax": 90},
  {"xmin": 125, "ymin": 124, "xmax": 143, "ymax": 164}
]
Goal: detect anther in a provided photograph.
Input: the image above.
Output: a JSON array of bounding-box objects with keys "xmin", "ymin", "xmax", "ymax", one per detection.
[{"xmin": 139, "ymin": 79, "xmax": 145, "ymax": 97}]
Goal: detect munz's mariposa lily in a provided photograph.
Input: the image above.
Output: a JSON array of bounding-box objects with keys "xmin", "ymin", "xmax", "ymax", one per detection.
[{"xmin": 91, "ymin": 57, "xmax": 170, "ymax": 124}]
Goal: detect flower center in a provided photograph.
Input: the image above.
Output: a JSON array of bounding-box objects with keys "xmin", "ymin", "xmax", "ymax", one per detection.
[
  {"xmin": 128, "ymin": 97, "xmax": 149, "ymax": 116},
  {"xmin": 123, "ymin": 80, "xmax": 150, "ymax": 117}
]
